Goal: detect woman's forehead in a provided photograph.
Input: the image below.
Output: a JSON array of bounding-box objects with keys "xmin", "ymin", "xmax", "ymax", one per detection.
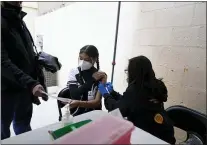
[{"xmin": 79, "ymin": 53, "xmax": 90, "ymax": 59}]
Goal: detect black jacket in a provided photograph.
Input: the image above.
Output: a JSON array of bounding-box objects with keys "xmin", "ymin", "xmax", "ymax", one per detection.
[
  {"xmin": 1, "ymin": 7, "xmax": 40, "ymax": 102},
  {"xmin": 67, "ymin": 67, "xmax": 102, "ymax": 116},
  {"xmin": 104, "ymin": 83, "xmax": 176, "ymax": 144}
]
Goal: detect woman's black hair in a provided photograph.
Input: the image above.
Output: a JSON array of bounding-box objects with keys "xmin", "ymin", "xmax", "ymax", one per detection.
[
  {"xmin": 80, "ymin": 45, "xmax": 100, "ymax": 70},
  {"xmin": 127, "ymin": 55, "xmax": 167, "ymax": 102}
]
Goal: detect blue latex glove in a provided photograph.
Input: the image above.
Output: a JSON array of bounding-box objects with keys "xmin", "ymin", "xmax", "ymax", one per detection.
[
  {"xmin": 98, "ymin": 82, "xmax": 113, "ymax": 96},
  {"xmin": 105, "ymin": 82, "xmax": 113, "ymax": 93},
  {"xmin": 98, "ymin": 83, "xmax": 108, "ymax": 96}
]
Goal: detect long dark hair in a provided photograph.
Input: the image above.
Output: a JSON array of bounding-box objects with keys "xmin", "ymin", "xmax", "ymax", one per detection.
[
  {"xmin": 127, "ymin": 56, "xmax": 167, "ymax": 102},
  {"xmin": 79, "ymin": 45, "xmax": 100, "ymax": 70}
]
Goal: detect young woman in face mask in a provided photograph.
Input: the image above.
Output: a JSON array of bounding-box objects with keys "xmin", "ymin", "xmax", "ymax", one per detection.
[
  {"xmin": 66, "ymin": 45, "xmax": 106, "ymax": 116},
  {"xmin": 98, "ymin": 56, "xmax": 176, "ymax": 144}
]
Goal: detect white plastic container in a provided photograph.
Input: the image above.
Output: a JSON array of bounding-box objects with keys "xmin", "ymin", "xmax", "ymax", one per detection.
[{"xmin": 62, "ymin": 105, "xmax": 73, "ymax": 127}]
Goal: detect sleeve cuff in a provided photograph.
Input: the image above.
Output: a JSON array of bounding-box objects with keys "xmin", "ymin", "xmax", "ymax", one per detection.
[
  {"xmin": 103, "ymin": 93, "xmax": 111, "ymax": 99},
  {"xmin": 29, "ymin": 81, "xmax": 40, "ymax": 92}
]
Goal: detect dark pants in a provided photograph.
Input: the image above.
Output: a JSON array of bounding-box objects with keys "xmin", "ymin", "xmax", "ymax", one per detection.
[{"xmin": 1, "ymin": 91, "xmax": 33, "ymax": 140}]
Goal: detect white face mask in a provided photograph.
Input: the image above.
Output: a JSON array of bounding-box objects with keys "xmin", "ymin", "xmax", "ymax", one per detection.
[{"xmin": 79, "ymin": 60, "xmax": 93, "ymax": 71}]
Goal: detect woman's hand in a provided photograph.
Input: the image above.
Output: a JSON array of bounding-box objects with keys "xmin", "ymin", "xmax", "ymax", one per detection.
[
  {"xmin": 105, "ymin": 82, "xmax": 113, "ymax": 92},
  {"xmin": 92, "ymin": 72, "xmax": 106, "ymax": 81},
  {"xmin": 98, "ymin": 83, "xmax": 108, "ymax": 96},
  {"xmin": 69, "ymin": 100, "xmax": 80, "ymax": 109},
  {"xmin": 101, "ymin": 74, "xmax": 107, "ymax": 83},
  {"xmin": 98, "ymin": 82, "xmax": 113, "ymax": 97}
]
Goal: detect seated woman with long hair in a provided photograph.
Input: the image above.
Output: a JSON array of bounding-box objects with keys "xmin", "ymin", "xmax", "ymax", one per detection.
[
  {"xmin": 98, "ymin": 56, "xmax": 176, "ymax": 144},
  {"xmin": 66, "ymin": 45, "xmax": 106, "ymax": 116}
]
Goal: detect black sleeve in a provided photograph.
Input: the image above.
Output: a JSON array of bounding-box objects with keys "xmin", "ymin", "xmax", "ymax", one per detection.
[
  {"xmin": 110, "ymin": 90, "xmax": 123, "ymax": 101},
  {"xmin": 69, "ymin": 81, "xmax": 94, "ymax": 100},
  {"xmin": 104, "ymin": 90, "xmax": 131, "ymax": 117},
  {"xmin": 1, "ymin": 42, "xmax": 39, "ymax": 91},
  {"xmin": 67, "ymin": 69, "xmax": 96, "ymax": 100}
]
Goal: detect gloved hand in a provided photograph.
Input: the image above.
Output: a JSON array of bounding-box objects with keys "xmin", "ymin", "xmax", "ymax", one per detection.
[
  {"xmin": 105, "ymin": 82, "xmax": 113, "ymax": 93},
  {"xmin": 98, "ymin": 82, "xmax": 113, "ymax": 96}
]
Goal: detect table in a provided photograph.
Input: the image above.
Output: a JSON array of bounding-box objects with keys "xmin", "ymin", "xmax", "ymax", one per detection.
[{"xmin": 1, "ymin": 110, "xmax": 168, "ymax": 144}]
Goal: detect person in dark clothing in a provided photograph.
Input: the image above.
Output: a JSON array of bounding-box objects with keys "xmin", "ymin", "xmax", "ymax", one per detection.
[
  {"xmin": 1, "ymin": 1, "xmax": 46, "ymax": 140},
  {"xmin": 98, "ymin": 56, "xmax": 176, "ymax": 144},
  {"xmin": 66, "ymin": 45, "xmax": 106, "ymax": 116}
]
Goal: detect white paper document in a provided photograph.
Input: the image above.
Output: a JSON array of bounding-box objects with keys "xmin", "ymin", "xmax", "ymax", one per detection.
[
  {"xmin": 41, "ymin": 91, "xmax": 72, "ymax": 103},
  {"xmin": 109, "ymin": 108, "xmax": 123, "ymax": 119}
]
